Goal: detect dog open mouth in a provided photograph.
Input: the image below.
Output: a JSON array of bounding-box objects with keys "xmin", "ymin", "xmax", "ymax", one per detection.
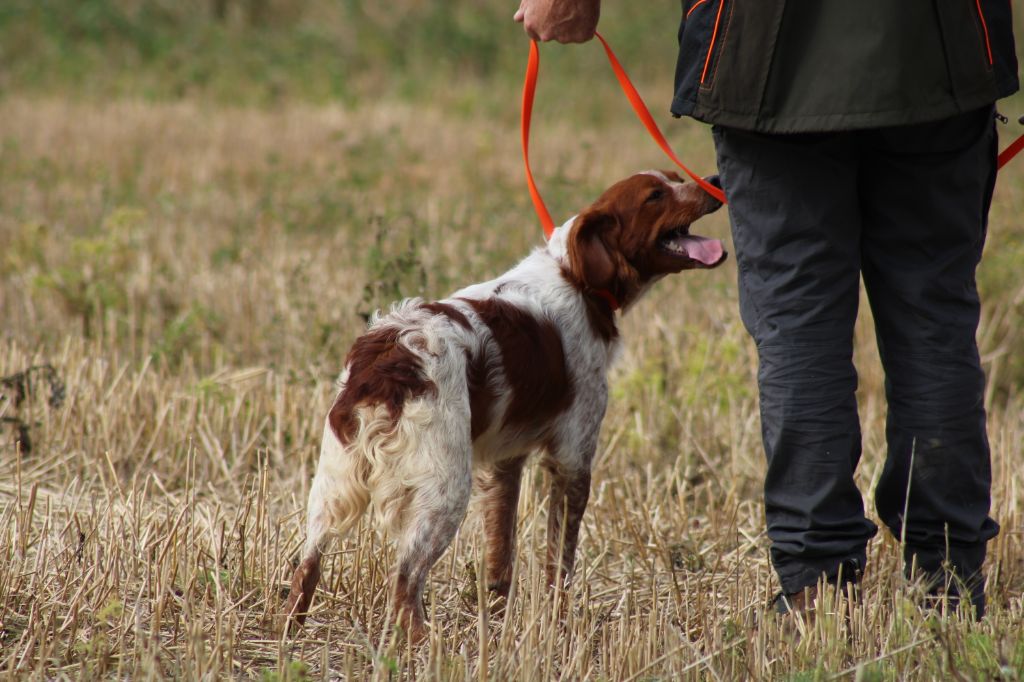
[{"xmin": 658, "ymin": 227, "xmax": 726, "ymax": 267}]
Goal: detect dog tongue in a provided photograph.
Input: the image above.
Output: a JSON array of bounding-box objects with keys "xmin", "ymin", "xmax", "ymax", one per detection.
[{"xmin": 679, "ymin": 235, "xmax": 724, "ymax": 265}]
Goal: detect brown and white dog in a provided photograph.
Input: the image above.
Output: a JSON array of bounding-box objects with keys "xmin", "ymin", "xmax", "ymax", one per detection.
[{"xmin": 285, "ymin": 170, "xmax": 725, "ymax": 641}]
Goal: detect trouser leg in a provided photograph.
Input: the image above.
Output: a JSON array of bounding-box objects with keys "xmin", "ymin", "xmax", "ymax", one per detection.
[
  {"xmin": 714, "ymin": 126, "xmax": 878, "ymax": 595},
  {"xmin": 860, "ymin": 107, "xmax": 999, "ymax": 617}
]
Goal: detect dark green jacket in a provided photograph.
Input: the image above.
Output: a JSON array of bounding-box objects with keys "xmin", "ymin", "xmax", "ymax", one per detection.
[{"xmin": 671, "ymin": 0, "xmax": 1019, "ymax": 133}]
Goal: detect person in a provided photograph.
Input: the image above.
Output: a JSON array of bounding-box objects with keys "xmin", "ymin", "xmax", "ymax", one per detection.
[{"xmin": 515, "ymin": 0, "xmax": 1019, "ymax": 619}]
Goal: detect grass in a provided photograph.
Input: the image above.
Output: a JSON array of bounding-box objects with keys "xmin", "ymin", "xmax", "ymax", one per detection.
[{"xmin": 1, "ymin": 2, "xmax": 1024, "ymax": 679}]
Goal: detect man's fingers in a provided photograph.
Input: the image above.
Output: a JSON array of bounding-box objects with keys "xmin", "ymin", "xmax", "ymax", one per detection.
[
  {"xmin": 559, "ymin": 28, "xmax": 596, "ymax": 43},
  {"xmin": 519, "ymin": 20, "xmax": 591, "ymax": 43},
  {"xmin": 514, "ymin": 6, "xmax": 540, "ymax": 40},
  {"xmin": 538, "ymin": 27, "xmax": 595, "ymax": 44},
  {"xmin": 515, "ymin": 8, "xmax": 542, "ymax": 41},
  {"xmin": 513, "ymin": 1, "xmax": 599, "ymax": 43}
]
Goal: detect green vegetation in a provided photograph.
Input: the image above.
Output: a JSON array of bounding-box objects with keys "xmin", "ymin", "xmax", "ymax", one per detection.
[{"xmin": 0, "ymin": 0, "xmax": 677, "ymax": 109}]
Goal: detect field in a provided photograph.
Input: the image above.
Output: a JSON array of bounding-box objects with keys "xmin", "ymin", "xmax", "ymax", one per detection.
[{"xmin": 2, "ymin": 2, "xmax": 1024, "ymax": 679}]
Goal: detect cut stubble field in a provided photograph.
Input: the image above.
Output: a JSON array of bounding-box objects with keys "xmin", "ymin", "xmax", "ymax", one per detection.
[{"xmin": 1, "ymin": 84, "xmax": 1024, "ymax": 680}]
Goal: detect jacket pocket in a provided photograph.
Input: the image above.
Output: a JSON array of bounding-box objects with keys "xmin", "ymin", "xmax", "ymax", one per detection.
[
  {"xmin": 971, "ymin": 0, "xmax": 994, "ymax": 68},
  {"xmin": 699, "ymin": 0, "xmax": 733, "ymax": 89}
]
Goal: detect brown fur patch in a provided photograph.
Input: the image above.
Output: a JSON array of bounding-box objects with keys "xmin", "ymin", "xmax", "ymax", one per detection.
[
  {"xmin": 328, "ymin": 326, "xmax": 437, "ymax": 444},
  {"xmin": 420, "ymin": 301, "xmax": 472, "ymax": 331},
  {"xmin": 392, "ymin": 571, "xmax": 427, "ymax": 643},
  {"xmin": 466, "ymin": 349, "xmax": 495, "ymax": 441},
  {"xmin": 462, "ymin": 298, "xmax": 574, "ymax": 430}
]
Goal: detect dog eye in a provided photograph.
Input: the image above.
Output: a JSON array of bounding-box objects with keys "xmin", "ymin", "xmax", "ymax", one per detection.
[{"xmin": 645, "ymin": 189, "xmax": 664, "ymax": 203}]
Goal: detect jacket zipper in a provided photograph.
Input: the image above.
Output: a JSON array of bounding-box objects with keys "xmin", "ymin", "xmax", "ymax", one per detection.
[
  {"xmin": 973, "ymin": 0, "xmax": 994, "ymax": 65},
  {"xmin": 699, "ymin": 0, "xmax": 726, "ymax": 85}
]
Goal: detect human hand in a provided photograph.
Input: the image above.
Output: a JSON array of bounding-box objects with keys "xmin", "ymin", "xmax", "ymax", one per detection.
[{"xmin": 513, "ymin": 0, "xmax": 601, "ymax": 44}]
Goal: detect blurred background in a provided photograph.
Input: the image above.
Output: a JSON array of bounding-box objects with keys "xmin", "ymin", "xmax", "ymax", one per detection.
[{"xmin": 0, "ymin": 0, "xmax": 676, "ymax": 105}]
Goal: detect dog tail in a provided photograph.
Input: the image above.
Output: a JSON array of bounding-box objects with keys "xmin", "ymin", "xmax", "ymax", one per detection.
[
  {"xmin": 304, "ymin": 418, "xmax": 373, "ymax": 554},
  {"xmin": 303, "ymin": 396, "xmax": 434, "ymax": 550}
]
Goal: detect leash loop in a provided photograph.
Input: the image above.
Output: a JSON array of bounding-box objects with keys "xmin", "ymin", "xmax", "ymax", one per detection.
[
  {"xmin": 521, "ymin": 40, "xmax": 556, "ymax": 238},
  {"xmin": 524, "ymin": 33, "xmax": 1024, "ymax": 237},
  {"xmin": 521, "ymin": 31, "xmax": 726, "ymax": 239},
  {"xmin": 592, "ymin": 32, "xmax": 726, "ymax": 204}
]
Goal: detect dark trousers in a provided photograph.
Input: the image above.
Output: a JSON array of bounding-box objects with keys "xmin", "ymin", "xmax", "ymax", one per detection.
[{"xmin": 713, "ymin": 106, "xmax": 999, "ymax": 615}]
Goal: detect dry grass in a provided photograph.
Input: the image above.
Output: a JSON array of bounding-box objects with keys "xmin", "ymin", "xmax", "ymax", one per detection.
[{"xmin": 1, "ymin": 90, "xmax": 1023, "ymax": 680}]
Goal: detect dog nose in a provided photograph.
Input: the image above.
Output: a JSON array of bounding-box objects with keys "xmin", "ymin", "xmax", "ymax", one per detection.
[{"xmin": 701, "ymin": 175, "xmax": 724, "ymax": 212}]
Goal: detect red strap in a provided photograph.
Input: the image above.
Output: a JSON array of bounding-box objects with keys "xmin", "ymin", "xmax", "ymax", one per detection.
[
  {"xmin": 594, "ymin": 32, "xmax": 726, "ymax": 204},
  {"xmin": 522, "ymin": 40, "xmax": 556, "ymax": 238},
  {"xmin": 522, "ymin": 31, "xmax": 1024, "ymax": 310},
  {"xmin": 998, "ymin": 132, "xmax": 1024, "ymax": 170},
  {"xmin": 522, "ymin": 33, "xmax": 726, "ymax": 241}
]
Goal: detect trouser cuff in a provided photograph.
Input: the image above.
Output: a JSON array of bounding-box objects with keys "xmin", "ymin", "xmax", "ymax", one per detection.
[
  {"xmin": 905, "ymin": 543, "xmax": 987, "ymax": 618},
  {"xmin": 775, "ymin": 554, "xmax": 865, "ymax": 595}
]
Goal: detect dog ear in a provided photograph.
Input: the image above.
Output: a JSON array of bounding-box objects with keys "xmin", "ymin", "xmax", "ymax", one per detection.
[{"xmin": 568, "ymin": 209, "xmax": 619, "ymax": 291}]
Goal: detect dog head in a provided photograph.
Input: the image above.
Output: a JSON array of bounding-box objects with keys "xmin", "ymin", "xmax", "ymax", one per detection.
[{"xmin": 565, "ymin": 170, "xmax": 726, "ymax": 309}]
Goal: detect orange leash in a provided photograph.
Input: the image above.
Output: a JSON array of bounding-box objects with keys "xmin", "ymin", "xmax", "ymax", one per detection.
[
  {"xmin": 521, "ymin": 40, "xmax": 555, "ymax": 237},
  {"xmin": 593, "ymin": 33, "xmax": 727, "ymax": 206},
  {"xmin": 522, "ymin": 35, "xmax": 1024, "ymax": 240},
  {"xmin": 998, "ymin": 123, "xmax": 1024, "ymax": 170},
  {"xmin": 522, "ymin": 31, "xmax": 726, "ymax": 240}
]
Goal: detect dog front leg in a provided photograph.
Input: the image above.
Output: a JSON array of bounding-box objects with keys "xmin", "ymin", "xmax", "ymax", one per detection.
[
  {"xmin": 545, "ymin": 466, "xmax": 591, "ymax": 590},
  {"xmin": 480, "ymin": 455, "xmax": 528, "ymax": 597}
]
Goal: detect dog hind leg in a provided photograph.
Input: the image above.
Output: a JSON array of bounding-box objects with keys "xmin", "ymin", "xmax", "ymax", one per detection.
[
  {"xmin": 479, "ymin": 455, "xmax": 528, "ymax": 598},
  {"xmin": 391, "ymin": 464, "xmax": 472, "ymax": 643}
]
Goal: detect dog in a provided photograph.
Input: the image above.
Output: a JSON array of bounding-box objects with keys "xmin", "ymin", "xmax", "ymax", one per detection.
[{"xmin": 284, "ymin": 170, "xmax": 725, "ymax": 642}]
